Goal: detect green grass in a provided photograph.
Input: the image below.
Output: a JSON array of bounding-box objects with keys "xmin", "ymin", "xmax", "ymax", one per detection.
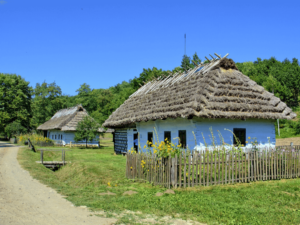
[
  {"xmin": 276, "ymin": 128, "xmax": 300, "ymax": 139},
  {"xmin": 18, "ymin": 144, "xmax": 300, "ymax": 224}
]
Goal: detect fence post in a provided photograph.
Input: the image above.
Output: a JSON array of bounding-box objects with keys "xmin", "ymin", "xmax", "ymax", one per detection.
[
  {"xmin": 126, "ymin": 153, "xmax": 128, "ymax": 178},
  {"xmin": 171, "ymin": 157, "xmax": 176, "ymax": 187},
  {"xmin": 192, "ymin": 151, "xmax": 195, "ymax": 187},
  {"xmin": 41, "ymin": 150, "xmax": 43, "ymax": 164},
  {"xmin": 175, "ymin": 155, "xmax": 178, "ymax": 188},
  {"xmin": 168, "ymin": 154, "xmax": 171, "ymax": 189},
  {"xmin": 62, "ymin": 150, "xmax": 65, "ymax": 165}
]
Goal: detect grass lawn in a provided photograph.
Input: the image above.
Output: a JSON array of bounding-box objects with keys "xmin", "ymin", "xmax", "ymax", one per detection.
[{"xmin": 17, "ymin": 139, "xmax": 300, "ymax": 224}]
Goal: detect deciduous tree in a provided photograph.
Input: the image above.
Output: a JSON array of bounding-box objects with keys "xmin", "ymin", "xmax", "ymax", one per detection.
[
  {"xmin": 74, "ymin": 116, "xmax": 101, "ymax": 148},
  {"xmin": 5, "ymin": 121, "xmax": 27, "ymax": 138},
  {"xmin": 0, "ymin": 73, "xmax": 32, "ymax": 134}
]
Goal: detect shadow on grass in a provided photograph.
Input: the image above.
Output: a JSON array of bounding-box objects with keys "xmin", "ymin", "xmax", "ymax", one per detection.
[{"xmin": 0, "ymin": 142, "xmax": 21, "ymax": 148}]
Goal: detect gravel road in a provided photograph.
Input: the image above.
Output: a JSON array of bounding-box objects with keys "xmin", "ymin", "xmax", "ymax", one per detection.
[{"xmin": 0, "ymin": 143, "xmax": 117, "ymax": 225}]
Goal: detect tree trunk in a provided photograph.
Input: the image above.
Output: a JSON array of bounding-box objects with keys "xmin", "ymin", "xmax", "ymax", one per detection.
[{"xmin": 86, "ymin": 139, "xmax": 87, "ymax": 148}]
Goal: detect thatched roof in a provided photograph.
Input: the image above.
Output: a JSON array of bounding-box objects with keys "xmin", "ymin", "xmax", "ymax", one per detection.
[
  {"xmin": 103, "ymin": 53, "xmax": 296, "ymax": 128},
  {"xmin": 37, "ymin": 105, "xmax": 104, "ymax": 132}
]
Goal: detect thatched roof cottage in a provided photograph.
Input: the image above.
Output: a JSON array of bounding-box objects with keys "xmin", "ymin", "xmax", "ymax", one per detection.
[
  {"xmin": 37, "ymin": 105, "xmax": 103, "ymax": 146},
  {"xmin": 103, "ymin": 54, "xmax": 296, "ymax": 154}
]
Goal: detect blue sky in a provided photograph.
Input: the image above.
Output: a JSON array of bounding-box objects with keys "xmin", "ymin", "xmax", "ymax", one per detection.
[{"xmin": 1, "ymin": 0, "xmax": 299, "ymax": 96}]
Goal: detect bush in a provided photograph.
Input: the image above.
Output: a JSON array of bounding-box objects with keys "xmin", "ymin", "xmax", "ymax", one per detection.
[
  {"xmin": 17, "ymin": 133, "xmax": 54, "ymax": 146},
  {"xmin": 294, "ymin": 120, "xmax": 300, "ymax": 134},
  {"xmin": 5, "ymin": 121, "xmax": 27, "ymax": 138}
]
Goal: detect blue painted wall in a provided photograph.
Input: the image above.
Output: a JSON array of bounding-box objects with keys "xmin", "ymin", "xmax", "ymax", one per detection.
[
  {"xmin": 48, "ymin": 130, "xmax": 99, "ymax": 146},
  {"xmin": 125, "ymin": 118, "xmax": 276, "ymax": 152}
]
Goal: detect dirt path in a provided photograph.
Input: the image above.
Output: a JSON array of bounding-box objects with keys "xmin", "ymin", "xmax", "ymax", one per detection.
[{"xmin": 0, "ymin": 143, "xmax": 117, "ymax": 225}]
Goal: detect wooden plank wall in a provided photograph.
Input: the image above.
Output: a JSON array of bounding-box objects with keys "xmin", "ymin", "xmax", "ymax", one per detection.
[
  {"xmin": 126, "ymin": 146, "xmax": 300, "ymax": 187},
  {"xmin": 114, "ymin": 129, "xmax": 128, "ymax": 154}
]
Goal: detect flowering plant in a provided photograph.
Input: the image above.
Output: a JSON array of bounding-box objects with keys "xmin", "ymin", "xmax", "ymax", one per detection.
[{"xmin": 143, "ymin": 139, "xmax": 183, "ymax": 158}]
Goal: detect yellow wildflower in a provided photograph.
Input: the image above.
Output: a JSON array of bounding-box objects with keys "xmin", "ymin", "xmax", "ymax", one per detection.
[
  {"xmin": 246, "ymin": 141, "xmax": 248, "ymax": 143},
  {"xmin": 248, "ymin": 137, "xmax": 251, "ymax": 139}
]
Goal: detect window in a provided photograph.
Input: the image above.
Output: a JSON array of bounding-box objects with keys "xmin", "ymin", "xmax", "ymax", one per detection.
[
  {"xmin": 55, "ymin": 135, "xmax": 57, "ymax": 139},
  {"xmin": 147, "ymin": 132, "xmax": 153, "ymax": 146},
  {"xmin": 61, "ymin": 134, "xmax": 63, "ymax": 140},
  {"xmin": 233, "ymin": 128, "xmax": 246, "ymax": 146},
  {"xmin": 52, "ymin": 135, "xmax": 53, "ymax": 139},
  {"xmin": 58, "ymin": 134, "xmax": 60, "ymax": 139},
  {"xmin": 133, "ymin": 133, "xmax": 138, "ymax": 152},
  {"xmin": 178, "ymin": 130, "xmax": 186, "ymax": 148},
  {"xmin": 164, "ymin": 131, "xmax": 171, "ymax": 143}
]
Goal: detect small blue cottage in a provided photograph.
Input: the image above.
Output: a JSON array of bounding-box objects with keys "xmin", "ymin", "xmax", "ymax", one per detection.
[
  {"xmin": 103, "ymin": 54, "xmax": 296, "ymax": 154},
  {"xmin": 37, "ymin": 105, "xmax": 103, "ymax": 146}
]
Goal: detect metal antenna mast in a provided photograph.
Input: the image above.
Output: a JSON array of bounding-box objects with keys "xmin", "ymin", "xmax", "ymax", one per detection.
[{"xmin": 184, "ymin": 33, "xmax": 186, "ymax": 56}]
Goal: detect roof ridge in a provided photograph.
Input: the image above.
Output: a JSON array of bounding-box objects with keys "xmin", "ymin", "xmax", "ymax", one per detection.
[{"xmin": 129, "ymin": 53, "xmax": 229, "ymax": 98}]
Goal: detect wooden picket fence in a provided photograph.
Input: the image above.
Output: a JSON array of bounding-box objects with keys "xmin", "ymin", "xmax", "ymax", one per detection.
[{"xmin": 126, "ymin": 146, "xmax": 300, "ymax": 188}]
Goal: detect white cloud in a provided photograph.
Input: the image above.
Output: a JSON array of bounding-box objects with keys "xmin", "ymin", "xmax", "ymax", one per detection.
[{"xmin": 0, "ymin": 0, "xmax": 7, "ymax": 5}]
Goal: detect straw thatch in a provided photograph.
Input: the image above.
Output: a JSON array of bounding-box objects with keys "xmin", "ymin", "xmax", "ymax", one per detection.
[
  {"xmin": 103, "ymin": 55, "xmax": 296, "ymax": 128},
  {"xmin": 37, "ymin": 105, "xmax": 104, "ymax": 132}
]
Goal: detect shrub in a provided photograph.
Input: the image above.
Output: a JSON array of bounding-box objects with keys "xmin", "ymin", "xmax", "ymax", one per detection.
[
  {"xmin": 294, "ymin": 120, "xmax": 300, "ymax": 134},
  {"xmin": 17, "ymin": 133, "xmax": 54, "ymax": 146},
  {"xmin": 5, "ymin": 121, "xmax": 27, "ymax": 138}
]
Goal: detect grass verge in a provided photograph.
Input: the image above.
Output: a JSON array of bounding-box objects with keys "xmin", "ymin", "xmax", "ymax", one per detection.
[{"xmin": 18, "ymin": 145, "xmax": 300, "ymax": 224}]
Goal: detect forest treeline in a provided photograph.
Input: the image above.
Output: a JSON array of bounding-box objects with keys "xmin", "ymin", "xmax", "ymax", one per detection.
[{"xmin": 1, "ymin": 53, "xmax": 300, "ymax": 136}]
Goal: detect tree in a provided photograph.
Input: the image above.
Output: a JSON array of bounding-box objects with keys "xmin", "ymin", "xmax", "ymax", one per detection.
[
  {"xmin": 76, "ymin": 83, "xmax": 92, "ymax": 95},
  {"xmin": 31, "ymin": 81, "xmax": 66, "ymax": 128},
  {"xmin": 75, "ymin": 83, "xmax": 98, "ymax": 113},
  {"xmin": 130, "ymin": 67, "xmax": 170, "ymax": 90},
  {"xmin": 181, "ymin": 55, "xmax": 193, "ymax": 71},
  {"xmin": 5, "ymin": 121, "xmax": 27, "ymax": 138},
  {"xmin": 0, "ymin": 73, "xmax": 32, "ymax": 134},
  {"xmin": 262, "ymin": 74, "xmax": 279, "ymax": 94},
  {"xmin": 74, "ymin": 116, "xmax": 101, "ymax": 148},
  {"xmin": 192, "ymin": 52, "xmax": 201, "ymax": 65}
]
